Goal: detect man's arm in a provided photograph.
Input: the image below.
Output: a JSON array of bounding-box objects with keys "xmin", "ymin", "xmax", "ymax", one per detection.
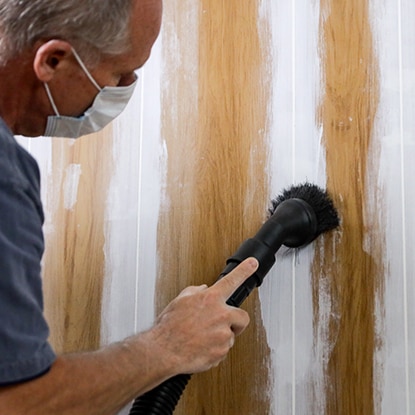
[{"xmin": 0, "ymin": 258, "xmax": 258, "ymax": 415}]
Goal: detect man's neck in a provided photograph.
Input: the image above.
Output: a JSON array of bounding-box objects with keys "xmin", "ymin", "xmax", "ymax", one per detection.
[{"xmin": 0, "ymin": 52, "xmax": 44, "ymax": 136}]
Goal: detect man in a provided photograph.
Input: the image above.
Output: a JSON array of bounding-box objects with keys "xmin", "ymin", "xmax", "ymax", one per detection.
[{"xmin": 0, "ymin": 0, "xmax": 258, "ymax": 414}]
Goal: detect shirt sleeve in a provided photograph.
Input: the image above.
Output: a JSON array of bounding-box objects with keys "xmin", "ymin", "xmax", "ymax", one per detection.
[{"xmin": 0, "ymin": 146, "xmax": 56, "ymax": 385}]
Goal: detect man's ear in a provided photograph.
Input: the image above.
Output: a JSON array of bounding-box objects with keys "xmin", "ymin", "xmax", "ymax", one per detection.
[{"xmin": 33, "ymin": 40, "xmax": 74, "ymax": 82}]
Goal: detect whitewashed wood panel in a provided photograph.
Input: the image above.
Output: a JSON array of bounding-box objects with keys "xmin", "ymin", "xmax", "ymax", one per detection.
[
  {"xmin": 261, "ymin": 0, "xmax": 324, "ymax": 414},
  {"xmin": 373, "ymin": 0, "xmax": 415, "ymax": 414},
  {"xmin": 102, "ymin": 38, "xmax": 163, "ymax": 344}
]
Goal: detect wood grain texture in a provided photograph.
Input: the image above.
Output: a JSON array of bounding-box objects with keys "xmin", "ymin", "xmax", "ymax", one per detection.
[
  {"xmin": 42, "ymin": 128, "xmax": 113, "ymax": 354},
  {"xmin": 157, "ymin": 0, "xmax": 273, "ymax": 413},
  {"xmin": 313, "ymin": 0, "xmax": 384, "ymax": 413}
]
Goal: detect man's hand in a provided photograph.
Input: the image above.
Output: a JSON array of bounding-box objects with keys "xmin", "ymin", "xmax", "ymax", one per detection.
[{"xmin": 148, "ymin": 257, "xmax": 259, "ymax": 375}]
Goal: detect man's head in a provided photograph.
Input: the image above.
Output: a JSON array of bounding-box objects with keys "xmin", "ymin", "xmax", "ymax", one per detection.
[
  {"xmin": 1, "ymin": 0, "xmax": 137, "ymax": 65},
  {"xmin": 0, "ymin": 0, "xmax": 162, "ymax": 136}
]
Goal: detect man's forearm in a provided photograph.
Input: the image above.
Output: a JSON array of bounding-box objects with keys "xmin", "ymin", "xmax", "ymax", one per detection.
[
  {"xmin": 0, "ymin": 330, "xmax": 175, "ymax": 415},
  {"xmin": 0, "ymin": 258, "xmax": 257, "ymax": 415}
]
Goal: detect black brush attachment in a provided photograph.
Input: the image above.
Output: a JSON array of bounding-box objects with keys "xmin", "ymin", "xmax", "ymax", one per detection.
[
  {"xmin": 269, "ymin": 182, "xmax": 339, "ymax": 240},
  {"xmin": 222, "ymin": 182, "xmax": 339, "ymax": 306},
  {"xmin": 129, "ymin": 182, "xmax": 339, "ymax": 415}
]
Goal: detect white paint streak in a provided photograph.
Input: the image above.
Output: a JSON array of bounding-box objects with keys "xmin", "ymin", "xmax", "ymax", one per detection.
[
  {"xmin": 102, "ymin": 35, "xmax": 163, "ymax": 355},
  {"xmin": 396, "ymin": 1, "xmax": 411, "ymax": 412},
  {"xmin": 133, "ymin": 68, "xmax": 146, "ymax": 334},
  {"xmin": 291, "ymin": 2, "xmax": 297, "ymax": 412},
  {"xmin": 263, "ymin": 0, "xmax": 324, "ymax": 413},
  {"xmin": 371, "ymin": 0, "xmax": 415, "ymax": 413},
  {"xmin": 101, "ymin": 40, "xmax": 164, "ymax": 414},
  {"xmin": 63, "ymin": 164, "xmax": 82, "ymax": 210},
  {"xmin": 313, "ymin": 261, "xmax": 335, "ymax": 414}
]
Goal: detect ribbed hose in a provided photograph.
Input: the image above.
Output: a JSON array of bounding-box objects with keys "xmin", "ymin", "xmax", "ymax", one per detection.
[{"xmin": 129, "ymin": 374, "xmax": 191, "ymax": 415}]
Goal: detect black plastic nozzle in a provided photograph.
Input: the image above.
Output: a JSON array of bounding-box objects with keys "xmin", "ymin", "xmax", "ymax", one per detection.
[
  {"xmin": 222, "ymin": 197, "xmax": 320, "ymax": 307},
  {"xmin": 221, "ymin": 183, "xmax": 339, "ymax": 307}
]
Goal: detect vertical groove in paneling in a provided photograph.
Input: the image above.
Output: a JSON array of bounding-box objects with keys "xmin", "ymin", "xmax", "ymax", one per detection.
[
  {"xmin": 157, "ymin": 0, "xmax": 273, "ymax": 413},
  {"xmin": 43, "ymin": 128, "xmax": 113, "ymax": 354},
  {"xmin": 313, "ymin": 0, "xmax": 383, "ymax": 414}
]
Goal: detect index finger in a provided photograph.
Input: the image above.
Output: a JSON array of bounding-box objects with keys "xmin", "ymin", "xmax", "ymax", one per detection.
[{"xmin": 211, "ymin": 257, "xmax": 259, "ymax": 301}]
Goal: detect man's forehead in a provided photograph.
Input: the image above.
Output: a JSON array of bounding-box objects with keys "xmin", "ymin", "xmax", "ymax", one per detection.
[
  {"xmin": 126, "ymin": 0, "xmax": 162, "ymax": 68},
  {"xmin": 100, "ymin": 0, "xmax": 162, "ymax": 73}
]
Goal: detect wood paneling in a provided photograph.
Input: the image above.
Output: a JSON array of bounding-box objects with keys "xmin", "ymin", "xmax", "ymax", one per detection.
[
  {"xmin": 313, "ymin": 0, "xmax": 382, "ymax": 413},
  {"xmin": 156, "ymin": 0, "xmax": 273, "ymax": 413},
  {"xmin": 42, "ymin": 128, "xmax": 113, "ymax": 354}
]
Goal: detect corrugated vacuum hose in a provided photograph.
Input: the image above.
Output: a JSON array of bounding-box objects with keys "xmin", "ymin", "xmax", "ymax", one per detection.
[
  {"xmin": 129, "ymin": 182, "xmax": 339, "ymax": 415},
  {"xmin": 129, "ymin": 374, "xmax": 191, "ymax": 415}
]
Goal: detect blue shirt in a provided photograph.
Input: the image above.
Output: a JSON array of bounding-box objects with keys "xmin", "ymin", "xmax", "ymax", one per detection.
[{"xmin": 0, "ymin": 118, "xmax": 56, "ymax": 384}]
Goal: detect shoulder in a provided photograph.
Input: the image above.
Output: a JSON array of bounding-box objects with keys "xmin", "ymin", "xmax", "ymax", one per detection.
[
  {"xmin": 0, "ymin": 117, "xmax": 41, "ymax": 189},
  {"xmin": 0, "ymin": 117, "xmax": 44, "ymax": 240}
]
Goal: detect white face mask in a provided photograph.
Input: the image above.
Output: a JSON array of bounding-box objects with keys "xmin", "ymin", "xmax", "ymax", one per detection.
[{"xmin": 43, "ymin": 48, "xmax": 137, "ymax": 138}]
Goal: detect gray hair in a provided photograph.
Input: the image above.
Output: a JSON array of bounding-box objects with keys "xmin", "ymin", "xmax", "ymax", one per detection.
[{"xmin": 0, "ymin": 0, "xmax": 134, "ymax": 65}]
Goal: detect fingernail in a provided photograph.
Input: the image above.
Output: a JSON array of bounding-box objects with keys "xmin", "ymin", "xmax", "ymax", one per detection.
[{"xmin": 247, "ymin": 257, "xmax": 258, "ymax": 269}]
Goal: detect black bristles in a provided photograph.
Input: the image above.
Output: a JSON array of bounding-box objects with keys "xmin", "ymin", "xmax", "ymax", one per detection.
[{"xmin": 269, "ymin": 182, "xmax": 340, "ymax": 236}]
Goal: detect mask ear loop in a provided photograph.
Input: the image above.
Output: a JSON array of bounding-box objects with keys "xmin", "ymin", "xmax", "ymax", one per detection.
[
  {"xmin": 44, "ymin": 83, "xmax": 61, "ymax": 116},
  {"xmin": 71, "ymin": 48, "xmax": 102, "ymax": 92},
  {"xmin": 44, "ymin": 48, "xmax": 101, "ymax": 118}
]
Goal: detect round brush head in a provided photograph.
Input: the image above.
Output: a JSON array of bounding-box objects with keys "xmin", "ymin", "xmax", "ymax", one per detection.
[{"xmin": 269, "ymin": 182, "xmax": 340, "ymax": 237}]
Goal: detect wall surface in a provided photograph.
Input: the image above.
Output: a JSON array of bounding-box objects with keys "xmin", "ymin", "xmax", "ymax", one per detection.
[{"xmin": 19, "ymin": 0, "xmax": 415, "ymax": 413}]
